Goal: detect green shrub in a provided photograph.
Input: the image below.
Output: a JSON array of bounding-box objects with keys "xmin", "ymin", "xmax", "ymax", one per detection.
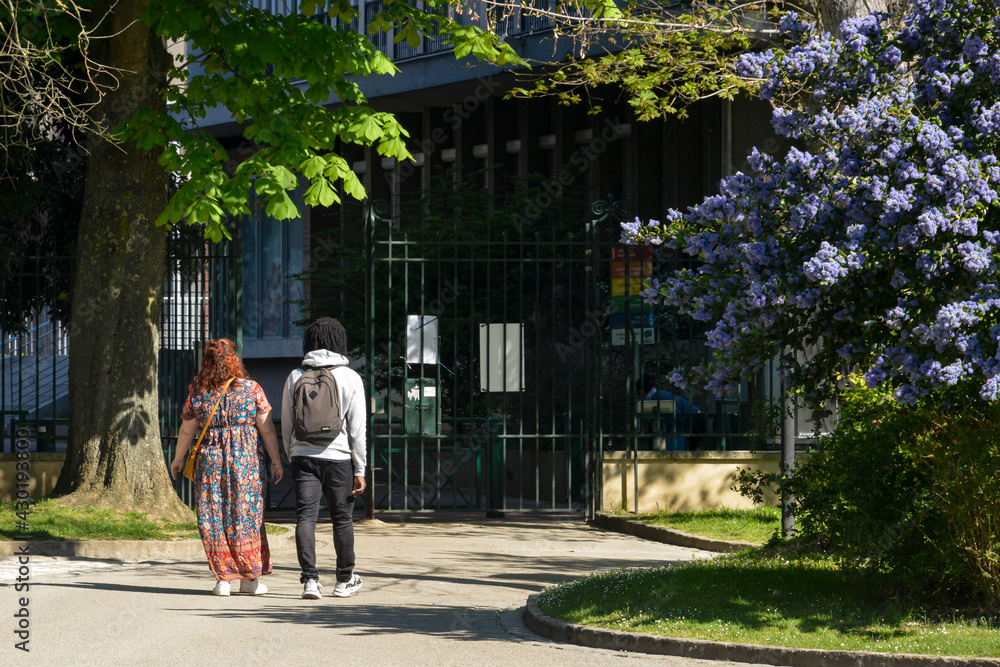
[
  {"xmin": 908, "ymin": 409, "xmax": 1000, "ymax": 606},
  {"xmin": 739, "ymin": 381, "xmax": 1000, "ymax": 607}
]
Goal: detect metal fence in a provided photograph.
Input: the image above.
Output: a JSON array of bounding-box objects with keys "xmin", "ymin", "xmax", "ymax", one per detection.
[
  {"xmin": 364, "ymin": 197, "xmax": 597, "ymax": 516},
  {"xmin": 1, "ymin": 227, "xmax": 241, "ymax": 507},
  {"xmin": 1, "ymin": 311, "xmax": 70, "ymax": 453},
  {"xmin": 4, "ymin": 197, "xmax": 768, "ymax": 515},
  {"xmin": 1, "ymin": 235, "xmax": 72, "ymax": 455},
  {"xmin": 159, "ymin": 226, "xmax": 241, "ymax": 506},
  {"xmin": 362, "ymin": 196, "xmax": 768, "ymax": 518}
]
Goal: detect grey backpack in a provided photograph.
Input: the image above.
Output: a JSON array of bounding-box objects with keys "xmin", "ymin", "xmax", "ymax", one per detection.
[{"xmin": 292, "ymin": 364, "xmax": 347, "ymax": 443}]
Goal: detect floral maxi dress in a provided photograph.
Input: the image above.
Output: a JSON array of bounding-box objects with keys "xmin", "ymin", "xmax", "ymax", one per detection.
[{"xmin": 182, "ymin": 378, "xmax": 272, "ymax": 581}]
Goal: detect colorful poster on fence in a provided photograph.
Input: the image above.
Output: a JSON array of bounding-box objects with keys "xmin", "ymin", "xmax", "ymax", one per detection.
[{"xmin": 610, "ymin": 246, "xmax": 655, "ymax": 344}]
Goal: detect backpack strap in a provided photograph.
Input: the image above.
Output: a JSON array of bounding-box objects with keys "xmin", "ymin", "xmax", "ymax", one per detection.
[{"xmin": 300, "ymin": 363, "xmax": 349, "ymax": 372}]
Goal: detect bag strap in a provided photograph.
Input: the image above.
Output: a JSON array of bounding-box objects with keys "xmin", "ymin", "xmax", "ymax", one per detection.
[
  {"xmin": 300, "ymin": 364, "xmax": 348, "ymax": 371},
  {"xmin": 191, "ymin": 377, "xmax": 236, "ymax": 456}
]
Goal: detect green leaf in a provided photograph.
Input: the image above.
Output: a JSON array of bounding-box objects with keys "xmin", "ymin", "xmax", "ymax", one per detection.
[
  {"xmin": 270, "ymin": 165, "xmax": 296, "ymax": 188},
  {"xmin": 204, "ymin": 219, "xmax": 232, "ymax": 243},
  {"xmin": 590, "ymin": 0, "xmax": 623, "ymax": 19},
  {"xmin": 155, "ymin": 196, "xmax": 186, "ymax": 227},
  {"xmin": 370, "ymin": 50, "xmax": 396, "ymax": 75},
  {"xmin": 377, "ymin": 136, "xmax": 408, "ymax": 159},
  {"xmin": 341, "ymin": 171, "xmax": 367, "ymax": 201},
  {"xmin": 300, "ymin": 155, "xmax": 328, "ymax": 179},
  {"xmin": 358, "ymin": 116, "xmax": 382, "ymax": 142},
  {"xmin": 185, "ymin": 197, "xmax": 224, "ymax": 225},
  {"xmin": 367, "ymin": 14, "xmax": 390, "ymax": 34},
  {"xmin": 265, "ymin": 190, "xmax": 299, "ymax": 220},
  {"xmin": 328, "ymin": 0, "xmax": 357, "ymax": 22},
  {"xmin": 305, "ymin": 179, "xmax": 339, "ymax": 207}
]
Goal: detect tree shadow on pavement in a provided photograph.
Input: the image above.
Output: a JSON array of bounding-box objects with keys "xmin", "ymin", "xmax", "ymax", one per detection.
[{"xmin": 172, "ymin": 602, "xmax": 514, "ymax": 640}]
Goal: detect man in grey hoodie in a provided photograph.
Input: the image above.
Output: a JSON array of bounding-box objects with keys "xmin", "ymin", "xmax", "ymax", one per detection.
[{"xmin": 281, "ymin": 317, "xmax": 367, "ymax": 600}]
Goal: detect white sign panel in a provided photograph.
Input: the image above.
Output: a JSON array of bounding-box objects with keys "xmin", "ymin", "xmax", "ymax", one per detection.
[
  {"xmin": 406, "ymin": 315, "xmax": 439, "ymax": 364},
  {"xmin": 479, "ymin": 323, "xmax": 525, "ymax": 392}
]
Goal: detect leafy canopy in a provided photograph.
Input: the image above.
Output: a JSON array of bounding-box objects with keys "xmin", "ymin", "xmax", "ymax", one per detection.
[
  {"xmin": 623, "ymin": 1, "xmax": 1000, "ymax": 405},
  {"xmin": 501, "ymin": 0, "xmax": 783, "ymax": 119},
  {"xmin": 120, "ymin": 0, "xmax": 522, "ymax": 241}
]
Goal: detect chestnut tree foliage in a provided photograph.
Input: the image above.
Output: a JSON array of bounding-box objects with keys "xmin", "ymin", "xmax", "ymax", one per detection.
[
  {"xmin": 131, "ymin": 0, "xmax": 521, "ymax": 240},
  {"xmin": 8, "ymin": 0, "xmax": 519, "ymax": 514}
]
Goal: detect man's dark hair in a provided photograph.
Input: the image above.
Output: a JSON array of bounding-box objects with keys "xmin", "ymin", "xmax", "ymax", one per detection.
[
  {"xmin": 303, "ymin": 317, "xmax": 348, "ymax": 355},
  {"xmin": 637, "ymin": 373, "xmax": 655, "ymax": 396}
]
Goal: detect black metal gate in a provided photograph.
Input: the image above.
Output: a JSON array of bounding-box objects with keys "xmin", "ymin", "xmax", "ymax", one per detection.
[
  {"xmin": 363, "ymin": 194, "xmax": 764, "ymax": 517},
  {"xmin": 364, "ymin": 196, "xmax": 603, "ymax": 516}
]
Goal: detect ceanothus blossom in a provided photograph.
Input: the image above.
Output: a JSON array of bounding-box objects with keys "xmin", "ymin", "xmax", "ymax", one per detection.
[{"xmin": 622, "ymin": 0, "xmax": 1000, "ymax": 404}]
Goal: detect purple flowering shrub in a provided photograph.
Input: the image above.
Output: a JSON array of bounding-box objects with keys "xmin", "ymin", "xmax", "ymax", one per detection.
[{"xmin": 622, "ymin": 0, "xmax": 1000, "ymax": 404}]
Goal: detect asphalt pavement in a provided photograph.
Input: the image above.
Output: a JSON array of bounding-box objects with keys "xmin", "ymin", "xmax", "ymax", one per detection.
[{"xmin": 0, "ymin": 516, "xmax": 775, "ymax": 667}]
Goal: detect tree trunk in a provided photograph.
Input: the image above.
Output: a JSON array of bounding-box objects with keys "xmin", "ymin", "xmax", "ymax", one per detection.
[
  {"xmin": 816, "ymin": 0, "xmax": 889, "ymax": 36},
  {"xmin": 53, "ymin": 0, "xmax": 189, "ymax": 521}
]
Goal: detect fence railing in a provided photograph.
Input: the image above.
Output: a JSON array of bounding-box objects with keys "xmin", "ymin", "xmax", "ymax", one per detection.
[
  {"xmin": 304, "ymin": 1, "xmax": 557, "ymax": 64},
  {"xmin": 2, "ymin": 313, "xmax": 71, "ymax": 452}
]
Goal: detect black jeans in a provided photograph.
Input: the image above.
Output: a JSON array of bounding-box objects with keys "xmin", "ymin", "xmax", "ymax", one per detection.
[{"xmin": 291, "ymin": 456, "xmax": 356, "ymax": 584}]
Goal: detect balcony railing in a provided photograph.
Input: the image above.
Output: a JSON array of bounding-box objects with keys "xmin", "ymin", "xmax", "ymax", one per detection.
[{"xmin": 298, "ymin": 1, "xmax": 558, "ymax": 63}]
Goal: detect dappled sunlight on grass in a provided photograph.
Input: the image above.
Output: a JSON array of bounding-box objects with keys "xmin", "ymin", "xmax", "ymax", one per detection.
[
  {"xmin": 638, "ymin": 506, "xmax": 781, "ymax": 543},
  {"xmin": 0, "ymin": 499, "xmax": 198, "ymax": 540},
  {"xmin": 538, "ymin": 552, "xmax": 1000, "ymax": 657}
]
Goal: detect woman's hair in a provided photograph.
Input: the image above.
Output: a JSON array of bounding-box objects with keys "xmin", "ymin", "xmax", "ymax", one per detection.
[
  {"xmin": 189, "ymin": 339, "xmax": 250, "ymax": 395},
  {"xmin": 303, "ymin": 317, "xmax": 348, "ymax": 355}
]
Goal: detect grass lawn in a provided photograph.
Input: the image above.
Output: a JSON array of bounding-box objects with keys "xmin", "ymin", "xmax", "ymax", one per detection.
[
  {"xmin": 0, "ymin": 499, "xmax": 290, "ymax": 541},
  {"xmin": 538, "ymin": 551, "xmax": 1000, "ymax": 658},
  {"xmin": 635, "ymin": 506, "xmax": 781, "ymax": 543}
]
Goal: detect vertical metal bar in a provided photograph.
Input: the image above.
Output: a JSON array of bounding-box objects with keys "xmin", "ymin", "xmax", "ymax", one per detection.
[
  {"xmin": 417, "ymin": 218, "xmax": 426, "ymax": 512},
  {"xmin": 433, "ymin": 226, "xmax": 443, "ymax": 510},
  {"xmin": 487, "ymin": 414, "xmax": 504, "ymax": 517},
  {"xmin": 565, "ymin": 231, "xmax": 575, "ymax": 510},
  {"xmin": 450, "ymin": 208, "xmax": 462, "ymax": 508},
  {"xmin": 387, "ymin": 206, "xmax": 396, "ymax": 511},
  {"xmin": 467, "ymin": 218, "xmax": 479, "ymax": 509},
  {"xmin": 1, "ymin": 330, "xmax": 6, "ymax": 453},
  {"xmin": 550, "ymin": 228, "xmax": 559, "ymax": 509},
  {"xmin": 626, "ymin": 235, "xmax": 639, "ymax": 515},
  {"xmin": 364, "ymin": 201, "xmax": 376, "ymax": 520},
  {"xmin": 403, "ymin": 229, "xmax": 411, "ymax": 511},
  {"xmin": 233, "ymin": 219, "xmax": 244, "ymax": 355},
  {"xmin": 485, "ymin": 198, "xmax": 501, "ymax": 516},
  {"xmin": 584, "ymin": 212, "xmax": 593, "ymax": 518}
]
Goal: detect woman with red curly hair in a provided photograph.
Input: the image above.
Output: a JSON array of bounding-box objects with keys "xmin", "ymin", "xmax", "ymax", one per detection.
[{"xmin": 169, "ymin": 339, "xmax": 284, "ymax": 596}]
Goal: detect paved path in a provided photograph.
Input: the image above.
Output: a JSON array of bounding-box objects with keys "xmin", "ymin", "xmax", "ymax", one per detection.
[{"xmin": 1, "ymin": 518, "xmax": 774, "ymax": 666}]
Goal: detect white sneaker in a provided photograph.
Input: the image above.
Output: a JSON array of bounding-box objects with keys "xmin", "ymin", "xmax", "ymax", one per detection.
[
  {"xmin": 333, "ymin": 574, "xmax": 362, "ymax": 598},
  {"xmin": 302, "ymin": 579, "xmax": 323, "ymax": 600},
  {"xmin": 239, "ymin": 579, "xmax": 267, "ymax": 595},
  {"xmin": 212, "ymin": 580, "xmax": 231, "ymax": 596}
]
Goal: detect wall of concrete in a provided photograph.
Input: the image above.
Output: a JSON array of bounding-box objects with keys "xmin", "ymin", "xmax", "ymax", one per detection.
[
  {"xmin": 602, "ymin": 451, "xmax": 790, "ymax": 513},
  {"xmin": 0, "ymin": 453, "xmax": 66, "ymax": 502}
]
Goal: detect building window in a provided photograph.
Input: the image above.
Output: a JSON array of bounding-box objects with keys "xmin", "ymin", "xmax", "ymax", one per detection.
[
  {"xmin": 242, "ymin": 188, "xmax": 304, "ymax": 339},
  {"xmin": 252, "ymin": 0, "xmax": 298, "ymax": 15}
]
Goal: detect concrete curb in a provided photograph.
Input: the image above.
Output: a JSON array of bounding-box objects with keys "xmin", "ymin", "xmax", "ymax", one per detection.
[
  {"xmin": 0, "ymin": 523, "xmax": 294, "ymax": 561},
  {"xmin": 592, "ymin": 511, "xmax": 762, "ymax": 552},
  {"xmin": 524, "ymin": 596, "xmax": 1000, "ymax": 667}
]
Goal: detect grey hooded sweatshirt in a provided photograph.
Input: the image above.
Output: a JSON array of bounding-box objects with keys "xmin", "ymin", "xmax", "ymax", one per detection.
[{"xmin": 280, "ymin": 349, "xmax": 367, "ymax": 476}]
